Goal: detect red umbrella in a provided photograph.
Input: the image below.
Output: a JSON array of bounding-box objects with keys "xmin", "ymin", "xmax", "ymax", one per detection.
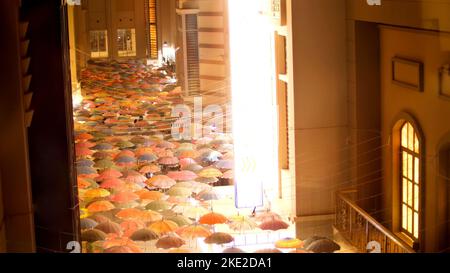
[
  {"xmin": 110, "ymin": 191, "xmax": 139, "ymax": 204},
  {"xmin": 259, "ymin": 219, "xmax": 289, "ymax": 231},
  {"xmin": 96, "ymin": 169, "xmax": 122, "ymax": 181},
  {"xmin": 100, "ymin": 178, "xmax": 125, "ymax": 190}
]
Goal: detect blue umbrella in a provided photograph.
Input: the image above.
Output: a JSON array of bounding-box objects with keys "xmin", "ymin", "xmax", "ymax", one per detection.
[
  {"xmin": 77, "ymin": 166, "xmax": 97, "ymax": 175},
  {"xmin": 93, "ymin": 143, "xmax": 114, "ymax": 151},
  {"xmin": 76, "ymin": 159, "xmax": 95, "ymax": 168},
  {"xmin": 138, "ymin": 153, "xmax": 158, "ymax": 163}
]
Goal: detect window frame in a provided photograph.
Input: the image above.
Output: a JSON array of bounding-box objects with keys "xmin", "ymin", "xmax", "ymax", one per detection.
[
  {"xmin": 399, "ymin": 121, "xmax": 421, "ymax": 240},
  {"xmin": 89, "ymin": 30, "xmax": 109, "ymax": 58}
]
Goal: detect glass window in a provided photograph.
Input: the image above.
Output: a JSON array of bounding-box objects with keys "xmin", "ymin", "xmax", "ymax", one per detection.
[
  {"xmin": 400, "ymin": 122, "xmax": 420, "ymax": 239},
  {"xmin": 149, "ymin": 0, "xmax": 158, "ymax": 59},
  {"xmin": 117, "ymin": 29, "xmax": 137, "ymax": 57},
  {"xmin": 90, "ymin": 30, "xmax": 108, "ymax": 58}
]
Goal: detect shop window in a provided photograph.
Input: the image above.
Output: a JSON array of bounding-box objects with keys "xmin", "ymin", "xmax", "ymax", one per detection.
[
  {"xmin": 117, "ymin": 29, "xmax": 137, "ymax": 57},
  {"xmin": 90, "ymin": 30, "xmax": 108, "ymax": 58},
  {"xmin": 400, "ymin": 121, "xmax": 421, "ymax": 239}
]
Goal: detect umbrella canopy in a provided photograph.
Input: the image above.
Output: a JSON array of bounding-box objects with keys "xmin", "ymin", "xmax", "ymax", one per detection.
[
  {"xmin": 139, "ymin": 164, "xmax": 161, "ymax": 175},
  {"xmin": 254, "ymin": 248, "xmax": 283, "ymax": 254},
  {"xmin": 204, "ymin": 232, "xmax": 234, "ymax": 245},
  {"xmin": 81, "ymin": 229, "xmax": 107, "ymax": 242},
  {"xmin": 183, "ymin": 164, "xmax": 203, "ymax": 172},
  {"xmin": 222, "ymin": 170, "xmax": 233, "ymax": 179},
  {"xmin": 198, "ymin": 167, "xmax": 223, "ymax": 178},
  {"xmin": 223, "ymin": 247, "xmax": 245, "ymax": 253},
  {"xmin": 96, "ymin": 168, "xmax": 123, "ymax": 181},
  {"xmin": 95, "ymin": 221, "xmax": 122, "ymax": 235},
  {"xmin": 146, "ymin": 175, "xmax": 176, "ymax": 189},
  {"xmin": 76, "ymin": 159, "xmax": 95, "ymax": 167},
  {"xmin": 122, "ymin": 170, "xmax": 147, "ymax": 184},
  {"xmin": 228, "ymin": 215, "xmax": 257, "ymax": 232},
  {"xmin": 259, "ymin": 219, "xmax": 289, "ymax": 231},
  {"xmin": 80, "ymin": 218, "xmax": 98, "ymax": 230},
  {"xmin": 120, "ymin": 220, "xmax": 146, "ymax": 237},
  {"xmin": 167, "ymin": 215, "xmax": 192, "ymax": 227},
  {"xmin": 183, "ymin": 206, "xmax": 209, "ymax": 219},
  {"xmin": 305, "ymin": 238, "xmax": 341, "ymax": 253},
  {"xmin": 87, "ymin": 201, "xmax": 115, "ymax": 213},
  {"xmin": 93, "ymin": 142, "xmax": 114, "ymax": 151},
  {"xmin": 255, "ymin": 211, "xmax": 282, "ymax": 222},
  {"xmin": 214, "ymin": 160, "xmax": 234, "ymax": 170},
  {"xmin": 145, "ymin": 200, "xmax": 171, "ymax": 212},
  {"xmin": 199, "ymin": 212, "xmax": 228, "ymax": 225},
  {"xmin": 196, "ymin": 189, "xmax": 220, "ymax": 201},
  {"xmin": 100, "ymin": 178, "xmax": 125, "ymax": 190},
  {"xmin": 158, "ymin": 156, "xmax": 179, "ymax": 165},
  {"xmin": 275, "ymin": 238, "xmax": 304, "ymax": 249},
  {"xmin": 130, "ymin": 229, "xmax": 159, "ymax": 242},
  {"xmin": 167, "ymin": 187, "xmax": 193, "ymax": 197},
  {"xmin": 110, "ymin": 191, "xmax": 139, "ymax": 204},
  {"xmin": 156, "ymin": 235, "xmax": 185, "ymax": 249},
  {"xmin": 176, "ymin": 224, "xmax": 212, "ymax": 239},
  {"xmin": 83, "ymin": 188, "xmax": 111, "ymax": 199},
  {"xmin": 136, "ymin": 190, "xmax": 164, "ymax": 201},
  {"xmin": 94, "ymin": 159, "xmax": 116, "ymax": 169},
  {"xmin": 138, "ymin": 153, "xmax": 158, "ymax": 163},
  {"xmin": 77, "ymin": 177, "xmax": 93, "ymax": 189},
  {"xmin": 103, "ymin": 246, "xmax": 138, "ymax": 253},
  {"xmin": 167, "ymin": 171, "xmax": 197, "ymax": 181},
  {"xmin": 148, "ymin": 220, "xmax": 179, "ymax": 235}
]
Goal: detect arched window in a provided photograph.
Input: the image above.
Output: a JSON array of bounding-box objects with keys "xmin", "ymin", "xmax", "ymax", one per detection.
[{"xmin": 400, "ymin": 122, "xmax": 420, "ymax": 239}]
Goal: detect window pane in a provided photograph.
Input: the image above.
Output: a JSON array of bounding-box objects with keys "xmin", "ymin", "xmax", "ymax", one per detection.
[
  {"xmin": 414, "ymin": 212, "xmax": 419, "ymax": 239},
  {"xmin": 414, "ymin": 157, "xmax": 419, "ymax": 184},
  {"xmin": 408, "ymin": 154, "xmax": 413, "ymax": 179},
  {"xmin": 402, "ymin": 205, "xmax": 408, "ymax": 230},
  {"xmin": 408, "ymin": 208, "xmax": 413, "ymax": 233},
  {"xmin": 90, "ymin": 30, "xmax": 108, "ymax": 58},
  {"xmin": 403, "ymin": 151, "xmax": 408, "ymax": 177},
  {"xmin": 408, "ymin": 181, "xmax": 413, "ymax": 206},
  {"xmin": 402, "ymin": 124, "xmax": 408, "ymax": 148},
  {"xmin": 408, "ymin": 123, "xmax": 414, "ymax": 151},
  {"xmin": 403, "ymin": 178, "xmax": 408, "ymax": 203},
  {"xmin": 414, "ymin": 184, "xmax": 419, "ymax": 211},
  {"xmin": 414, "ymin": 133, "xmax": 420, "ymax": 153},
  {"xmin": 117, "ymin": 29, "xmax": 136, "ymax": 57}
]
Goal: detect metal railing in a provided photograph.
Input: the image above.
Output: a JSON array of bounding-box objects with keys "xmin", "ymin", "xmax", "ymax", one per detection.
[{"xmin": 335, "ymin": 190, "xmax": 415, "ymax": 253}]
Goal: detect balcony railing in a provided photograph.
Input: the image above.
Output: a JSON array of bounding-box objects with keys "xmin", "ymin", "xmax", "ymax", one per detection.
[{"xmin": 335, "ymin": 190, "xmax": 415, "ymax": 253}]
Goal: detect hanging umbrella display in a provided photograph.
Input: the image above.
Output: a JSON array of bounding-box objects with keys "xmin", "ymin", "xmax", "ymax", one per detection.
[
  {"xmin": 136, "ymin": 190, "xmax": 164, "ymax": 201},
  {"xmin": 120, "ymin": 220, "xmax": 146, "ymax": 237},
  {"xmin": 76, "ymin": 159, "xmax": 95, "ymax": 167},
  {"xmin": 158, "ymin": 156, "xmax": 179, "ymax": 166},
  {"xmin": 81, "ymin": 229, "xmax": 106, "ymax": 243},
  {"xmin": 204, "ymin": 232, "xmax": 234, "ymax": 245},
  {"xmin": 137, "ymin": 153, "xmax": 158, "ymax": 163},
  {"xmin": 199, "ymin": 212, "xmax": 228, "ymax": 226},
  {"xmin": 259, "ymin": 219, "xmax": 289, "ymax": 231},
  {"xmin": 223, "ymin": 247, "xmax": 245, "ymax": 253},
  {"xmin": 214, "ymin": 160, "xmax": 234, "ymax": 170},
  {"xmin": 183, "ymin": 164, "xmax": 203, "ymax": 172},
  {"xmin": 183, "ymin": 206, "xmax": 209, "ymax": 220},
  {"xmin": 139, "ymin": 164, "xmax": 161, "ymax": 175},
  {"xmin": 122, "ymin": 170, "xmax": 147, "ymax": 184},
  {"xmin": 305, "ymin": 238, "xmax": 341, "ymax": 253},
  {"xmin": 77, "ymin": 177, "xmax": 93, "ymax": 190},
  {"xmin": 167, "ymin": 215, "xmax": 192, "ymax": 227},
  {"xmin": 196, "ymin": 189, "xmax": 220, "ymax": 201},
  {"xmin": 156, "ymin": 235, "xmax": 185, "ymax": 249},
  {"xmin": 254, "ymin": 248, "xmax": 283, "ymax": 254},
  {"xmin": 93, "ymin": 142, "xmax": 114, "ymax": 151},
  {"xmin": 255, "ymin": 211, "xmax": 282, "ymax": 222},
  {"xmin": 94, "ymin": 159, "xmax": 116, "ymax": 169},
  {"xmin": 103, "ymin": 246, "xmax": 137, "ymax": 253}
]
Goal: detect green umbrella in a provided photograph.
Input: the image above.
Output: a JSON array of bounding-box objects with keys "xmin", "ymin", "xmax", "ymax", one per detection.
[
  {"xmin": 167, "ymin": 187, "xmax": 192, "ymax": 197},
  {"xmin": 167, "ymin": 215, "xmax": 192, "ymax": 227},
  {"xmin": 145, "ymin": 200, "xmax": 171, "ymax": 212}
]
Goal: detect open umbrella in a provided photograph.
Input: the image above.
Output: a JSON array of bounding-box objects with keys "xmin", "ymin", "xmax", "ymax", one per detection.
[
  {"xmin": 305, "ymin": 238, "xmax": 341, "ymax": 253},
  {"xmin": 146, "ymin": 175, "xmax": 176, "ymax": 189},
  {"xmin": 167, "ymin": 187, "xmax": 192, "ymax": 197},
  {"xmin": 130, "ymin": 229, "xmax": 159, "ymax": 242},
  {"xmin": 81, "ymin": 229, "xmax": 107, "ymax": 242},
  {"xmin": 100, "ymin": 178, "xmax": 125, "ymax": 190},
  {"xmin": 122, "ymin": 170, "xmax": 147, "ymax": 184},
  {"xmin": 183, "ymin": 206, "xmax": 209, "ymax": 219},
  {"xmin": 199, "ymin": 212, "xmax": 228, "ymax": 225},
  {"xmin": 80, "ymin": 218, "xmax": 98, "ymax": 230},
  {"xmin": 83, "ymin": 188, "xmax": 111, "ymax": 199},
  {"xmin": 94, "ymin": 159, "xmax": 116, "ymax": 169},
  {"xmin": 139, "ymin": 164, "xmax": 161, "ymax": 175},
  {"xmin": 228, "ymin": 215, "xmax": 257, "ymax": 232},
  {"xmin": 196, "ymin": 189, "xmax": 220, "ymax": 201},
  {"xmin": 95, "ymin": 221, "xmax": 122, "ymax": 235},
  {"xmin": 145, "ymin": 200, "xmax": 171, "ymax": 212},
  {"xmin": 259, "ymin": 219, "xmax": 289, "ymax": 231},
  {"xmin": 223, "ymin": 247, "xmax": 245, "ymax": 253},
  {"xmin": 167, "ymin": 215, "xmax": 192, "ymax": 227},
  {"xmin": 275, "ymin": 238, "xmax": 304, "ymax": 249},
  {"xmin": 254, "ymin": 248, "xmax": 283, "ymax": 253},
  {"xmin": 138, "ymin": 153, "xmax": 158, "ymax": 163},
  {"xmin": 167, "ymin": 171, "xmax": 197, "ymax": 181},
  {"xmin": 110, "ymin": 191, "xmax": 139, "ymax": 204},
  {"xmin": 255, "ymin": 211, "xmax": 282, "ymax": 222},
  {"xmin": 136, "ymin": 190, "xmax": 164, "ymax": 201},
  {"xmin": 176, "ymin": 224, "xmax": 212, "ymax": 239},
  {"xmin": 204, "ymin": 232, "xmax": 234, "ymax": 245},
  {"xmin": 148, "ymin": 220, "xmax": 179, "ymax": 236},
  {"xmin": 96, "ymin": 168, "xmax": 122, "ymax": 181},
  {"xmin": 198, "ymin": 167, "xmax": 222, "ymax": 178},
  {"xmin": 156, "ymin": 235, "xmax": 185, "ymax": 249}
]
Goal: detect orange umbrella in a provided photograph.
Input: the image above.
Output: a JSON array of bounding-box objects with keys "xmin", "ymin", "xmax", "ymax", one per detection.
[
  {"xmin": 110, "ymin": 191, "xmax": 139, "ymax": 204},
  {"xmin": 77, "ymin": 177, "xmax": 92, "ymax": 189},
  {"xmin": 136, "ymin": 190, "xmax": 164, "ymax": 201},
  {"xmin": 177, "ymin": 150, "xmax": 199, "ymax": 159},
  {"xmin": 140, "ymin": 210, "xmax": 163, "ymax": 222},
  {"xmin": 176, "ymin": 224, "xmax": 212, "ymax": 239},
  {"xmin": 148, "ymin": 220, "xmax": 179, "ymax": 236},
  {"xmin": 100, "ymin": 178, "xmax": 125, "ymax": 189},
  {"xmin": 167, "ymin": 171, "xmax": 197, "ymax": 181},
  {"xmin": 156, "ymin": 235, "xmax": 185, "ymax": 249},
  {"xmin": 198, "ymin": 167, "xmax": 222, "ymax": 178},
  {"xmin": 199, "ymin": 212, "xmax": 228, "ymax": 225},
  {"xmin": 146, "ymin": 175, "xmax": 176, "ymax": 189},
  {"xmin": 87, "ymin": 201, "xmax": 115, "ymax": 213},
  {"xmin": 83, "ymin": 188, "xmax": 111, "ymax": 199},
  {"xmin": 120, "ymin": 220, "xmax": 146, "ymax": 237},
  {"xmin": 96, "ymin": 169, "xmax": 122, "ymax": 181},
  {"xmin": 76, "ymin": 147, "xmax": 94, "ymax": 157},
  {"xmin": 115, "ymin": 208, "xmax": 145, "ymax": 221},
  {"xmin": 139, "ymin": 164, "xmax": 161, "ymax": 175},
  {"xmin": 76, "ymin": 133, "xmax": 94, "ymax": 141}
]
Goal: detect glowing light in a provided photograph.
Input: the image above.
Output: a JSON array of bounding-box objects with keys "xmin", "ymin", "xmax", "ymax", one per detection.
[
  {"xmin": 72, "ymin": 85, "xmax": 83, "ymax": 109},
  {"xmin": 229, "ymin": 0, "xmax": 279, "ymax": 208}
]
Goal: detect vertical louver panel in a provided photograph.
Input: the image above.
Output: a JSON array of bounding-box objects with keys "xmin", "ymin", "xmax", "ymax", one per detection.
[
  {"xmin": 148, "ymin": 0, "xmax": 158, "ymax": 59},
  {"xmin": 185, "ymin": 14, "xmax": 200, "ymax": 94}
]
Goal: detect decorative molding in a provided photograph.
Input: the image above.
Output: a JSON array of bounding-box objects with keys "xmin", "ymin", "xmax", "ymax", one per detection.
[{"xmin": 392, "ymin": 56, "xmax": 424, "ymax": 92}]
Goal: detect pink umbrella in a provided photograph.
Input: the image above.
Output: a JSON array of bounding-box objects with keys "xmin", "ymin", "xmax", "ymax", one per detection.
[
  {"xmin": 167, "ymin": 171, "xmax": 197, "ymax": 181},
  {"xmin": 259, "ymin": 219, "xmax": 289, "ymax": 231},
  {"xmin": 158, "ymin": 156, "xmax": 179, "ymax": 166},
  {"xmin": 96, "ymin": 169, "xmax": 123, "ymax": 181},
  {"xmin": 179, "ymin": 158, "xmax": 196, "ymax": 169},
  {"xmin": 100, "ymin": 178, "xmax": 125, "ymax": 189},
  {"xmin": 110, "ymin": 191, "xmax": 139, "ymax": 204},
  {"xmin": 122, "ymin": 170, "xmax": 147, "ymax": 184}
]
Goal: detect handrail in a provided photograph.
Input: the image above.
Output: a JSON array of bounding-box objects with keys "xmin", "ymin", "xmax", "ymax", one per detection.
[{"xmin": 337, "ymin": 191, "xmax": 415, "ymax": 253}]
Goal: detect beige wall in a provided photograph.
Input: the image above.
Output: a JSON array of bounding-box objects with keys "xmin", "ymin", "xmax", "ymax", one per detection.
[{"xmin": 287, "ymin": 0, "xmax": 349, "ymax": 225}]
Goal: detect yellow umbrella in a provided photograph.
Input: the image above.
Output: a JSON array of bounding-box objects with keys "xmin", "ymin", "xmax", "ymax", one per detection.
[
  {"xmin": 198, "ymin": 167, "xmax": 222, "ymax": 178},
  {"xmin": 83, "ymin": 188, "xmax": 111, "ymax": 199},
  {"xmin": 275, "ymin": 238, "xmax": 304, "ymax": 249}
]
